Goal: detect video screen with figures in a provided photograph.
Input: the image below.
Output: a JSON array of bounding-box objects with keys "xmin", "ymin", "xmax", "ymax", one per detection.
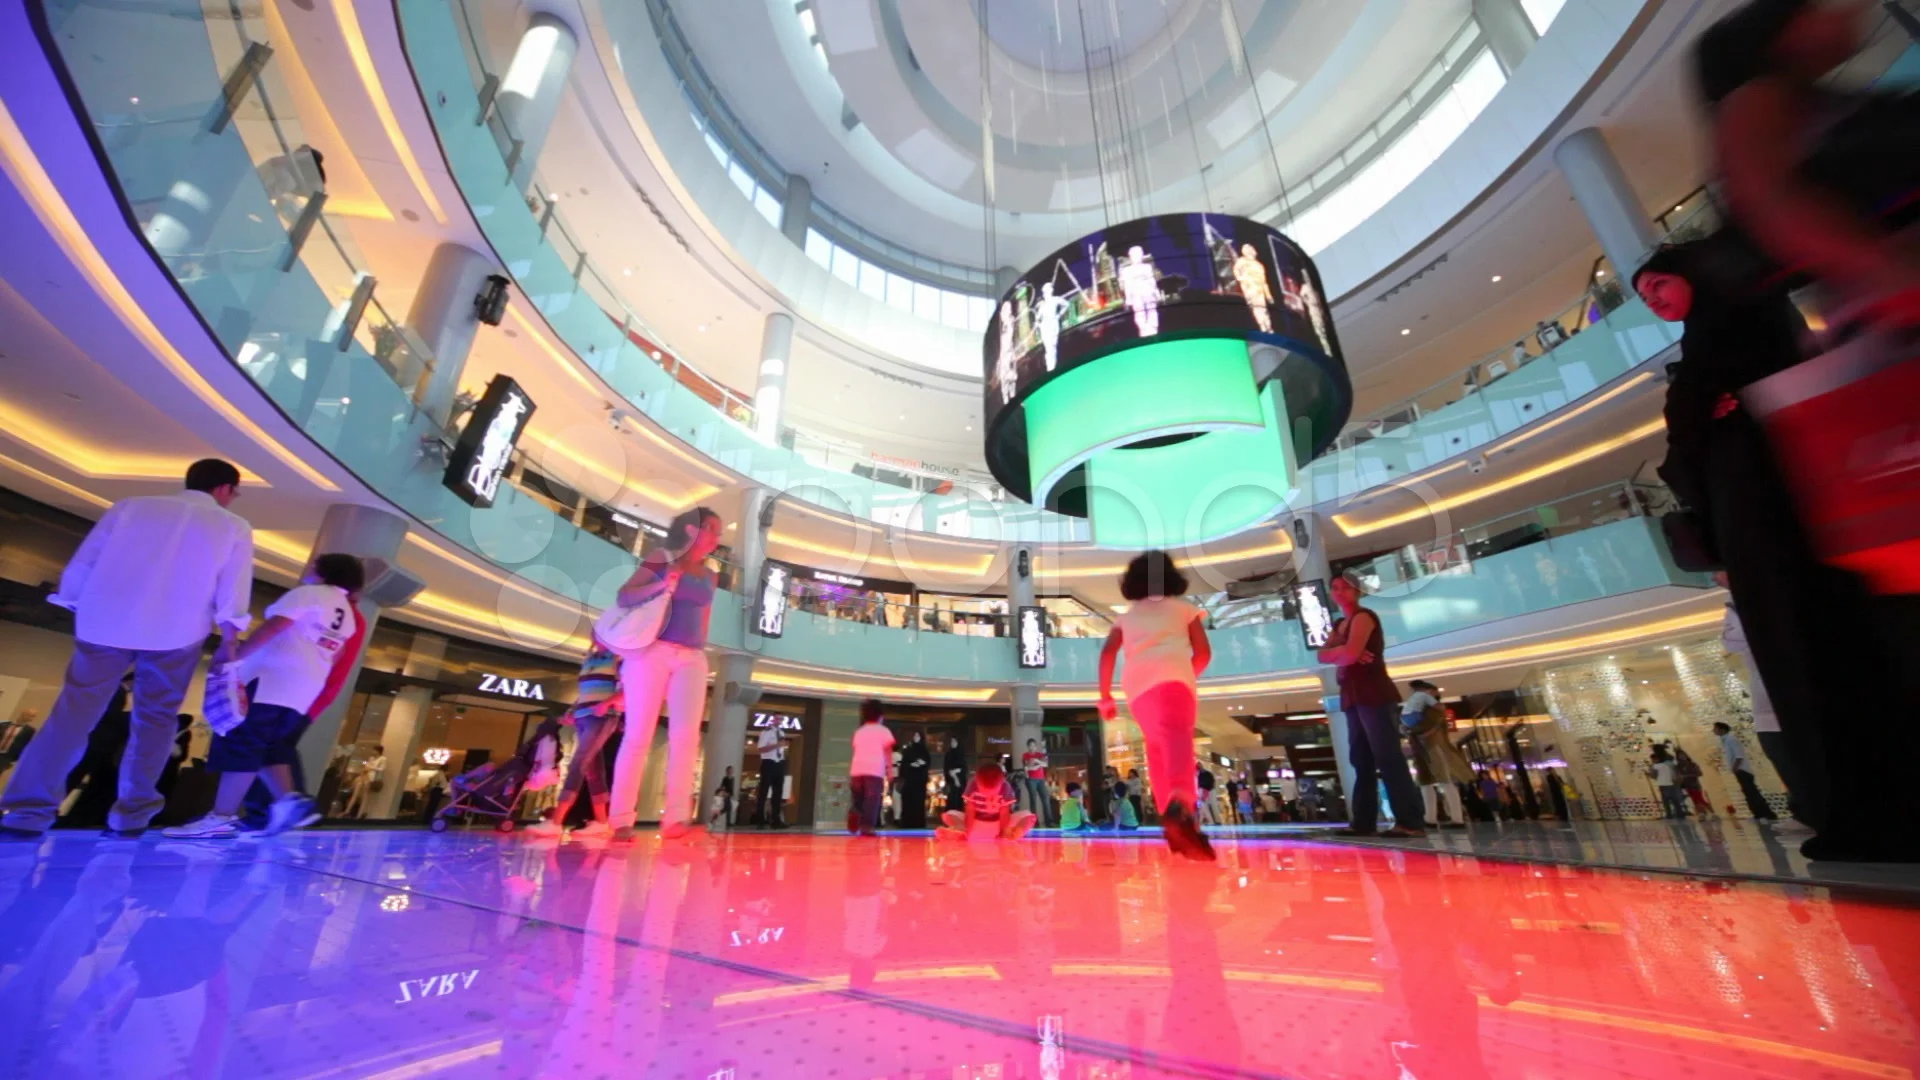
[
  {"xmin": 980, "ymin": 214, "xmax": 1338, "ymax": 429},
  {"xmin": 1293, "ymin": 579, "xmax": 1335, "ymax": 651}
]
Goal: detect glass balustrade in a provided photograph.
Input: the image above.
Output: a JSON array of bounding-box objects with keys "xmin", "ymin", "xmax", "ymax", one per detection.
[{"xmin": 43, "ymin": 0, "xmax": 637, "ymax": 605}]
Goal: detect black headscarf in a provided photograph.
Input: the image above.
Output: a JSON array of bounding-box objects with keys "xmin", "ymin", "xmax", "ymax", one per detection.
[{"xmin": 1693, "ymin": 0, "xmax": 1810, "ymax": 106}]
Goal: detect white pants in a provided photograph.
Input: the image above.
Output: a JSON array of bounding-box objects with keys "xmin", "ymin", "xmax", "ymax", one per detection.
[
  {"xmin": 1422, "ymin": 783, "xmax": 1465, "ymax": 825},
  {"xmin": 1195, "ymin": 795, "xmax": 1217, "ymax": 825},
  {"xmin": 608, "ymin": 641, "xmax": 709, "ymax": 829}
]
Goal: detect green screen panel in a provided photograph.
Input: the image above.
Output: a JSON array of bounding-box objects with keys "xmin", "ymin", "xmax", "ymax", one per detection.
[
  {"xmin": 1085, "ymin": 382, "xmax": 1299, "ymax": 549},
  {"xmin": 1022, "ymin": 337, "xmax": 1263, "ymax": 501}
]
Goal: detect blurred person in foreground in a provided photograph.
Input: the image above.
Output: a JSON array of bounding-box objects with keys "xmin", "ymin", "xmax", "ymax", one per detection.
[
  {"xmin": 1637, "ymin": 244, "xmax": 1920, "ymax": 861},
  {"xmin": 1698, "ymin": 0, "xmax": 1920, "ymax": 329}
]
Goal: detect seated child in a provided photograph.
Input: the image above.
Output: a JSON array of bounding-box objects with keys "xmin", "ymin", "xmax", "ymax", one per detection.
[
  {"xmin": 1106, "ymin": 779, "xmax": 1140, "ymax": 830},
  {"xmin": 938, "ymin": 762, "xmax": 1036, "ymax": 841},
  {"xmin": 1058, "ymin": 782, "xmax": 1090, "ymax": 831}
]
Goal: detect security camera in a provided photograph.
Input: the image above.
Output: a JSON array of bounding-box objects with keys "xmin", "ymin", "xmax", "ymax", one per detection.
[
  {"xmin": 474, "ymin": 274, "xmax": 510, "ymax": 326},
  {"xmin": 1466, "ymin": 455, "xmax": 1487, "ymax": 475},
  {"xmin": 607, "ymin": 408, "xmax": 631, "ymax": 431}
]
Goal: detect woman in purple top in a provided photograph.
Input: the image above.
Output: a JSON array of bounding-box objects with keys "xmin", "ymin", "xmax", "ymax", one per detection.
[
  {"xmin": 1318, "ymin": 572, "xmax": 1426, "ymax": 838},
  {"xmin": 605, "ymin": 506, "xmax": 723, "ymax": 839}
]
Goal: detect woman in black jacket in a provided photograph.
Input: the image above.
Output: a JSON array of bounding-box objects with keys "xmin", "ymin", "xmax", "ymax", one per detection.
[{"xmin": 1636, "ymin": 242, "xmax": 1918, "ymax": 861}]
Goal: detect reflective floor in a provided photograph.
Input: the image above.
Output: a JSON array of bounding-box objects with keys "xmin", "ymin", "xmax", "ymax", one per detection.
[{"xmin": 1, "ymin": 828, "xmax": 1916, "ymax": 1079}]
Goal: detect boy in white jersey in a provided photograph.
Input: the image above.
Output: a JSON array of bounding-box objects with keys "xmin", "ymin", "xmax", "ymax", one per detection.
[{"xmin": 166, "ymin": 554, "xmax": 364, "ymax": 839}]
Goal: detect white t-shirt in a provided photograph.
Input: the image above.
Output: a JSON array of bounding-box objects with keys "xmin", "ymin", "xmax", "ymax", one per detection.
[
  {"xmin": 1653, "ymin": 760, "xmax": 1677, "ymax": 786},
  {"xmin": 1402, "ymin": 690, "xmax": 1440, "ymax": 720},
  {"xmin": 1719, "ymin": 732, "xmax": 1749, "ymax": 772},
  {"xmin": 1115, "ymin": 597, "xmax": 1202, "ymax": 701},
  {"xmin": 850, "ymin": 722, "xmax": 895, "ymax": 779},
  {"xmin": 238, "ymin": 584, "xmax": 353, "ymax": 710},
  {"xmin": 757, "ymin": 725, "xmax": 786, "ymax": 763}
]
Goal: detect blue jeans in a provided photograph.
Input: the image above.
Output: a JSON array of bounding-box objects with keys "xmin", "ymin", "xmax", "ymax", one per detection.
[
  {"xmin": 1345, "ymin": 703, "xmax": 1427, "ymax": 831},
  {"xmin": 1024, "ymin": 776, "xmax": 1054, "ymax": 827}
]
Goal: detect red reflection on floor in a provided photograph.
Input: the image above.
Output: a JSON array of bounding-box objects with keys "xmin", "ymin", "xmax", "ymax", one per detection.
[{"xmin": 2, "ymin": 829, "xmax": 1917, "ymax": 1078}]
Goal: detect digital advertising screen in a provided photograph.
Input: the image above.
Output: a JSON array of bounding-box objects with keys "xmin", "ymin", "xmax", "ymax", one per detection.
[
  {"xmin": 755, "ymin": 562, "xmax": 790, "ymax": 639},
  {"xmin": 1017, "ymin": 605, "xmax": 1049, "ymax": 670},
  {"xmin": 444, "ymin": 374, "xmax": 535, "ymax": 508},
  {"xmin": 1293, "ymin": 578, "xmax": 1335, "ymax": 650},
  {"xmin": 980, "ymin": 213, "xmax": 1340, "ymax": 432}
]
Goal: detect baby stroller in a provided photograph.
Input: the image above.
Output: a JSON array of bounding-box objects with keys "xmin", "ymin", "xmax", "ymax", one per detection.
[{"xmin": 430, "ymin": 717, "xmax": 564, "ymax": 833}]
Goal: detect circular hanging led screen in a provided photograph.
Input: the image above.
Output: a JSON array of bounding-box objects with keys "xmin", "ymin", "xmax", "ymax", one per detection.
[{"xmin": 982, "ymin": 213, "xmax": 1353, "ymax": 550}]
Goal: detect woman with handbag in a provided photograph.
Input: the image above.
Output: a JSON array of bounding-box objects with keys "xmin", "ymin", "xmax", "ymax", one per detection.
[
  {"xmin": 600, "ymin": 506, "xmax": 724, "ymax": 841},
  {"xmin": 1636, "ymin": 244, "xmax": 1920, "ymax": 862}
]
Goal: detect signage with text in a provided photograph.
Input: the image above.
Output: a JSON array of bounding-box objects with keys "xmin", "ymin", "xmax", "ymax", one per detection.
[
  {"xmin": 477, "ymin": 673, "xmax": 547, "ymax": 700},
  {"xmin": 751, "ymin": 711, "xmax": 805, "ymax": 732},
  {"xmin": 443, "ymin": 374, "xmax": 535, "ymax": 508}
]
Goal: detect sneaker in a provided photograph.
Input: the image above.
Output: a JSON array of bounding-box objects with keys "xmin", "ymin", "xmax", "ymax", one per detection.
[
  {"xmin": 264, "ymin": 795, "xmax": 320, "ymax": 837},
  {"xmin": 523, "ymin": 819, "xmax": 565, "ymax": 838},
  {"xmin": 571, "ymin": 820, "xmax": 611, "ymax": 839},
  {"xmin": 162, "ymin": 814, "xmax": 241, "ymax": 840}
]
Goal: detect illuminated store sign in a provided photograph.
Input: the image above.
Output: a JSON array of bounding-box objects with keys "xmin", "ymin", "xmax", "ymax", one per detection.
[
  {"xmin": 751, "ymin": 711, "xmax": 804, "ymax": 732},
  {"xmin": 422, "ymin": 747, "xmax": 453, "ymax": 766},
  {"xmin": 443, "ymin": 374, "xmax": 536, "ymax": 508},
  {"xmin": 477, "ymin": 673, "xmax": 547, "ymax": 700},
  {"xmin": 812, "ymin": 570, "xmax": 865, "ymax": 587},
  {"xmin": 1017, "ymin": 605, "xmax": 1048, "ymax": 669}
]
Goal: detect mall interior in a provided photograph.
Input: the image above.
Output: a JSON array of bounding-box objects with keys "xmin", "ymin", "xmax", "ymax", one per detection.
[{"xmin": 0, "ymin": 0, "xmax": 1918, "ymax": 1075}]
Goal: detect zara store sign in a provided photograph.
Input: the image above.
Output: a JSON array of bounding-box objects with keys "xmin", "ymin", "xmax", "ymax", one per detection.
[{"xmin": 477, "ymin": 673, "xmax": 547, "ymax": 700}]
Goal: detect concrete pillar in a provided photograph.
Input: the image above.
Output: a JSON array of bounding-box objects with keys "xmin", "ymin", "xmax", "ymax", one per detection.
[
  {"xmin": 751, "ymin": 314, "xmax": 794, "ymax": 443},
  {"xmin": 700, "ymin": 652, "xmax": 756, "ymax": 810},
  {"xmin": 496, "ymin": 13, "xmax": 579, "ymax": 190},
  {"xmin": 1473, "ymin": 0, "xmax": 1539, "ymax": 76},
  {"xmin": 369, "ymin": 632, "xmax": 447, "ymax": 820},
  {"xmin": 1288, "ymin": 511, "xmax": 1354, "ymax": 809},
  {"xmin": 406, "ymin": 244, "xmax": 498, "ymax": 429},
  {"xmin": 780, "ymin": 175, "xmax": 812, "ymax": 247},
  {"xmin": 1553, "ymin": 128, "xmax": 1659, "ymax": 276},
  {"xmin": 297, "ymin": 503, "xmax": 410, "ymax": 786}
]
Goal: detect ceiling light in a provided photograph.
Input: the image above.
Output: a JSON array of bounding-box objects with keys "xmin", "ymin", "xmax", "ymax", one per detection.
[
  {"xmin": 898, "ymin": 413, "xmax": 906, "ymax": 420},
  {"xmin": 649, "ymin": 350, "xmax": 661, "ymax": 360},
  {"xmin": 129, "ymin": 96, "xmax": 139, "ymax": 104},
  {"xmin": 697, "ymin": 324, "xmax": 708, "ymax": 332},
  {"xmin": 1399, "ymin": 328, "xmax": 1411, "ymax": 336},
  {"xmin": 1490, "ymin": 275, "xmax": 1502, "ymax": 283},
  {"xmin": 965, "ymin": 424, "xmax": 973, "ymax": 431},
  {"xmin": 1595, "ymin": 269, "xmax": 1608, "ymax": 278},
  {"xmin": 1674, "ymin": 205, "xmax": 1685, "ymax": 213},
  {"xmin": 622, "ymin": 267, "xmax": 632, "ymax": 277}
]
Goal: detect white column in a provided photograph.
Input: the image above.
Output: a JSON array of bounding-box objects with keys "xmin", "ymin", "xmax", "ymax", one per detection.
[
  {"xmin": 1289, "ymin": 512, "xmax": 1354, "ymax": 806},
  {"xmin": 297, "ymin": 503, "xmax": 410, "ymax": 786},
  {"xmin": 496, "ymin": 13, "xmax": 579, "ymax": 190},
  {"xmin": 1553, "ymin": 128, "xmax": 1659, "ymax": 275},
  {"xmin": 405, "ymin": 243, "xmax": 499, "ymax": 429},
  {"xmin": 1473, "ymin": 0, "xmax": 1539, "ymax": 76},
  {"xmin": 752, "ymin": 314, "xmax": 794, "ymax": 443},
  {"xmin": 700, "ymin": 653, "xmax": 756, "ymax": 806},
  {"xmin": 368, "ymin": 632, "xmax": 447, "ymax": 819}
]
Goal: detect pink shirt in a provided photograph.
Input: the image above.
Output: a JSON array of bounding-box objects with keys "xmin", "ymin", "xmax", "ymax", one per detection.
[{"xmin": 850, "ymin": 722, "xmax": 895, "ymax": 779}]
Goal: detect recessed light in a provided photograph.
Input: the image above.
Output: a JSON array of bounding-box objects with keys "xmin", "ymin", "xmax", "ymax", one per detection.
[
  {"xmin": 898, "ymin": 413, "xmax": 906, "ymax": 420},
  {"xmin": 622, "ymin": 267, "xmax": 632, "ymax": 277},
  {"xmin": 697, "ymin": 324, "xmax": 708, "ymax": 332},
  {"xmin": 1596, "ymin": 269, "xmax": 1608, "ymax": 278},
  {"xmin": 964, "ymin": 424, "xmax": 972, "ymax": 431},
  {"xmin": 129, "ymin": 96, "xmax": 139, "ymax": 104},
  {"xmin": 1490, "ymin": 275, "xmax": 1502, "ymax": 283},
  {"xmin": 339, "ymin": 397, "xmax": 351, "ymax": 405},
  {"xmin": 649, "ymin": 350, "xmax": 661, "ymax": 360},
  {"xmin": 1399, "ymin": 328, "xmax": 1411, "ymax": 336},
  {"xmin": 1674, "ymin": 205, "xmax": 1684, "ymax": 213}
]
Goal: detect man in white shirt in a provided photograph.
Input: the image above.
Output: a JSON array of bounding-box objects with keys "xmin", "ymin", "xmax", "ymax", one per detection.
[
  {"xmin": 1713, "ymin": 721, "xmax": 1779, "ymax": 822},
  {"xmin": 754, "ymin": 721, "xmax": 789, "ymax": 829},
  {"xmin": 1, "ymin": 460, "xmax": 253, "ymax": 839}
]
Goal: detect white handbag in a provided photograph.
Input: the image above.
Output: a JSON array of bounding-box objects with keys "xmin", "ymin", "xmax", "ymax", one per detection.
[
  {"xmin": 593, "ymin": 570, "xmax": 680, "ymax": 651},
  {"xmin": 204, "ymin": 663, "xmax": 250, "ymax": 736}
]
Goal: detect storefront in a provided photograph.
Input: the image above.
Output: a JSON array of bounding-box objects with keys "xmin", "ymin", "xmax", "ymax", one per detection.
[
  {"xmin": 1518, "ymin": 634, "xmax": 1787, "ymax": 821},
  {"xmin": 773, "ymin": 562, "xmax": 917, "ymax": 629},
  {"xmin": 321, "ymin": 620, "xmax": 582, "ymax": 823},
  {"xmin": 733, "ymin": 695, "xmax": 821, "ymax": 827}
]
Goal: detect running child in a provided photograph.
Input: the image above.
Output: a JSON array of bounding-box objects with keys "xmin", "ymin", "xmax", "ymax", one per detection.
[
  {"xmin": 938, "ymin": 761, "xmax": 1036, "ymax": 841},
  {"xmin": 526, "ymin": 642, "xmax": 622, "ymax": 838},
  {"xmin": 1098, "ymin": 551, "xmax": 1215, "ymax": 861},
  {"xmin": 166, "ymin": 554, "xmax": 364, "ymax": 838}
]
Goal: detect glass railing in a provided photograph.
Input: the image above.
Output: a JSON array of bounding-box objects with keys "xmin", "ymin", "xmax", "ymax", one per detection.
[
  {"xmin": 44, "ymin": 0, "xmax": 639, "ymax": 604},
  {"xmin": 1294, "ymin": 290, "xmax": 1678, "ymax": 504},
  {"xmin": 706, "ymin": 509, "xmax": 1708, "ymax": 684},
  {"xmin": 409, "ymin": 0, "xmax": 1072, "ymax": 539}
]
